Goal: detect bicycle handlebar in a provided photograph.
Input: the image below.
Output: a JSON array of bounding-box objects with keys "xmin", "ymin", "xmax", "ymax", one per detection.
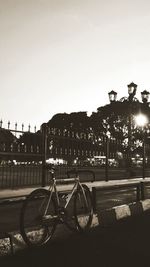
[
  {"xmin": 45, "ymin": 164, "xmax": 55, "ymax": 171},
  {"xmin": 45, "ymin": 165, "xmax": 95, "ymax": 182},
  {"xmin": 56, "ymin": 177, "xmax": 79, "ymax": 185}
]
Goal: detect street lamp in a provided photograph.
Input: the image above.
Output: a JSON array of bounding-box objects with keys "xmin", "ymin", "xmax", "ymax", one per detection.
[
  {"xmin": 108, "ymin": 82, "xmax": 150, "ymax": 177},
  {"xmin": 105, "ymin": 130, "xmax": 111, "ymax": 182},
  {"xmin": 127, "ymin": 83, "xmax": 137, "ymax": 174},
  {"xmin": 134, "ymin": 113, "xmax": 148, "ymax": 127},
  {"xmin": 134, "ymin": 113, "xmax": 149, "ymax": 179},
  {"xmin": 108, "ymin": 82, "xmax": 137, "ymax": 103},
  {"xmin": 141, "ymin": 90, "xmax": 150, "ymax": 103},
  {"xmin": 108, "ymin": 90, "xmax": 117, "ymax": 102},
  {"xmin": 127, "ymin": 82, "xmax": 137, "ymax": 99}
]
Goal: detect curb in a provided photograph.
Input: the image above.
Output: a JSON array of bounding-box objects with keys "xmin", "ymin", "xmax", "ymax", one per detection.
[
  {"xmin": 91, "ymin": 199, "xmax": 150, "ymax": 227},
  {"xmin": 0, "ymin": 197, "xmax": 26, "ymax": 206},
  {"xmin": 1, "ymin": 199, "xmax": 150, "ymax": 255}
]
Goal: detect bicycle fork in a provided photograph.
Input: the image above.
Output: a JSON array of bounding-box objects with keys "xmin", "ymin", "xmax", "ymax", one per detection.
[{"xmin": 41, "ymin": 182, "xmax": 59, "ymax": 226}]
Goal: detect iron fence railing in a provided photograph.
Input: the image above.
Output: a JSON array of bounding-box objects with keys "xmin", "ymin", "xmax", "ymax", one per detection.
[{"xmin": 0, "ymin": 121, "xmax": 150, "ymax": 188}]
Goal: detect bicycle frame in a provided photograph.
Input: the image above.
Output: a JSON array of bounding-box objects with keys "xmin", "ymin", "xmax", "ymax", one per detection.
[
  {"xmin": 44, "ymin": 176, "xmax": 85, "ymax": 215},
  {"xmin": 20, "ymin": 168, "xmax": 93, "ymax": 247}
]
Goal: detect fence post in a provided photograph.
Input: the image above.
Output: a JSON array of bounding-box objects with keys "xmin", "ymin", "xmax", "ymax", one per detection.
[
  {"xmin": 140, "ymin": 181, "xmax": 145, "ymax": 200},
  {"xmin": 41, "ymin": 123, "xmax": 47, "ymax": 187},
  {"xmin": 92, "ymin": 187, "xmax": 96, "ymax": 213},
  {"xmin": 136, "ymin": 184, "xmax": 141, "ymax": 201},
  {"xmin": 105, "ymin": 136, "xmax": 109, "ymax": 182},
  {"xmin": 142, "ymin": 140, "xmax": 146, "ymax": 179}
]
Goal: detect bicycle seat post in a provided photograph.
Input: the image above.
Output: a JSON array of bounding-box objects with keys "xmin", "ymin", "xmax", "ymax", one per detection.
[
  {"xmin": 47, "ymin": 166, "xmax": 56, "ymax": 183},
  {"xmin": 51, "ymin": 168, "xmax": 55, "ymax": 180}
]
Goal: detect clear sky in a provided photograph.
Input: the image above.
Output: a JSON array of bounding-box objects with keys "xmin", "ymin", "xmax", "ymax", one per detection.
[{"xmin": 1, "ymin": 0, "xmax": 150, "ymax": 131}]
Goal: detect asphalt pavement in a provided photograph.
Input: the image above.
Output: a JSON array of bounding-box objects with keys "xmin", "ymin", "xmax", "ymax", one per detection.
[{"xmin": 1, "ymin": 210, "xmax": 150, "ymax": 267}]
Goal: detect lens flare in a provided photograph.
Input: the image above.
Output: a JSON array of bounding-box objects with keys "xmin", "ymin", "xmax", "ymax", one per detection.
[{"xmin": 134, "ymin": 114, "xmax": 148, "ymax": 127}]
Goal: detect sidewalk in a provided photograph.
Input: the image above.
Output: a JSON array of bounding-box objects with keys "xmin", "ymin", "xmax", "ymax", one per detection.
[{"xmin": 0, "ymin": 176, "xmax": 150, "ymax": 202}]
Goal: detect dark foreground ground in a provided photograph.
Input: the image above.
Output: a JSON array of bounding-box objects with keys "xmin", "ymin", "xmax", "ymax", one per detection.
[{"xmin": 1, "ymin": 211, "xmax": 150, "ymax": 267}]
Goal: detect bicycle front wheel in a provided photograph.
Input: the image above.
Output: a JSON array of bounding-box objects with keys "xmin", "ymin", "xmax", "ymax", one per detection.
[
  {"xmin": 74, "ymin": 184, "xmax": 93, "ymax": 232},
  {"xmin": 20, "ymin": 188, "xmax": 57, "ymax": 247}
]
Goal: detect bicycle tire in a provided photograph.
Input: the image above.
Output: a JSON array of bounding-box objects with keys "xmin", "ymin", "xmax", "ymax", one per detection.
[
  {"xmin": 20, "ymin": 188, "xmax": 57, "ymax": 247},
  {"xmin": 63, "ymin": 196, "xmax": 78, "ymax": 232},
  {"xmin": 74, "ymin": 184, "xmax": 93, "ymax": 232}
]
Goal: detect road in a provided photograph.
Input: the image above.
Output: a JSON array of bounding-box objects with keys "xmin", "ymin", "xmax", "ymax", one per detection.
[
  {"xmin": 1, "ymin": 210, "xmax": 150, "ymax": 267},
  {"xmin": 0, "ymin": 187, "xmax": 139, "ymax": 232}
]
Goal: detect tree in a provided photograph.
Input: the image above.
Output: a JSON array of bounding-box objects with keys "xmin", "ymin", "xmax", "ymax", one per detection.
[
  {"xmin": 95, "ymin": 99, "xmax": 150, "ymax": 159},
  {"xmin": 0, "ymin": 128, "xmax": 16, "ymax": 144}
]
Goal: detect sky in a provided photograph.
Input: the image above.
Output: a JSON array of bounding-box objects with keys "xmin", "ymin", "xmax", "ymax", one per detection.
[{"xmin": 1, "ymin": 0, "xmax": 150, "ymax": 131}]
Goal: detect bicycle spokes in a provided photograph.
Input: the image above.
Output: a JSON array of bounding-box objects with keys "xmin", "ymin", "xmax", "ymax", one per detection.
[
  {"xmin": 74, "ymin": 185, "xmax": 93, "ymax": 231},
  {"xmin": 20, "ymin": 189, "xmax": 57, "ymax": 246}
]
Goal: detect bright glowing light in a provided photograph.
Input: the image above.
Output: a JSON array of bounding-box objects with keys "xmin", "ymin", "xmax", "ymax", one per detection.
[{"xmin": 134, "ymin": 114, "xmax": 148, "ymax": 127}]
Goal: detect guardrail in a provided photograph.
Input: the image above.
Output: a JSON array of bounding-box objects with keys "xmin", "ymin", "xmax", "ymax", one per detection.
[
  {"xmin": 91, "ymin": 179, "xmax": 150, "ymax": 212},
  {"xmin": 140, "ymin": 180, "xmax": 150, "ymax": 200},
  {"xmin": 1, "ymin": 177, "xmax": 150, "ymax": 209}
]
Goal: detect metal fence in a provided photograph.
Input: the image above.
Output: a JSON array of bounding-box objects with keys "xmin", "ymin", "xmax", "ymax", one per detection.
[{"xmin": 0, "ymin": 121, "xmax": 150, "ymax": 189}]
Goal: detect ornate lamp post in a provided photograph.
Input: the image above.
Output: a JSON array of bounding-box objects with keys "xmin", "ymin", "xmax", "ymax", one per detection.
[
  {"xmin": 139, "ymin": 91, "xmax": 149, "ymax": 177},
  {"xmin": 141, "ymin": 90, "xmax": 150, "ymax": 104},
  {"xmin": 127, "ymin": 83, "xmax": 137, "ymax": 173},
  {"xmin": 105, "ymin": 130, "xmax": 111, "ymax": 182},
  {"xmin": 134, "ymin": 113, "xmax": 149, "ymax": 178},
  {"xmin": 108, "ymin": 90, "xmax": 117, "ymax": 103},
  {"xmin": 108, "ymin": 82, "xmax": 137, "ymax": 102},
  {"xmin": 127, "ymin": 82, "xmax": 137, "ymax": 101},
  {"xmin": 108, "ymin": 82, "xmax": 149, "ymax": 178}
]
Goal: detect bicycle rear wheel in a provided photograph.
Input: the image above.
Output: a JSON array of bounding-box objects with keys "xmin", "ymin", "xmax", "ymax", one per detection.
[
  {"xmin": 20, "ymin": 188, "xmax": 57, "ymax": 247},
  {"xmin": 74, "ymin": 184, "xmax": 93, "ymax": 232}
]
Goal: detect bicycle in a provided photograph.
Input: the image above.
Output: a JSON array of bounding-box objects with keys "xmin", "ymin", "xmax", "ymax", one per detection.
[{"xmin": 20, "ymin": 166, "xmax": 93, "ymax": 247}]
